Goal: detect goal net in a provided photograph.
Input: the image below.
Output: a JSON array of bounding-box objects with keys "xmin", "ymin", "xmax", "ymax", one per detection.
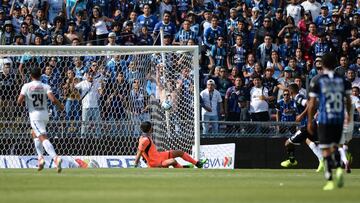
[{"xmin": 0, "ymin": 46, "xmax": 200, "ymax": 168}]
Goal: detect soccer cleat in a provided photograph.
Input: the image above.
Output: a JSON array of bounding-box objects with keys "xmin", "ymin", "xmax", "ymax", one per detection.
[
  {"xmin": 55, "ymin": 156, "xmax": 62, "ymax": 173},
  {"xmin": 323, "ymin": 181, "xmax": 335, "ymax": 191},
  {"xmin": 183, "ymin": 164, "xmax": 194, "ymax": 168},
  {"xmin": 316, "ymin": 159, "xmax": 324, "ymax": 173},
  {"xmin": 38, "ymin": 157, "xmax": 45, "ymax": 171},
  {"xmin": 195, "ymin": 159, "xmax": 208, "ymax": 168},
  {"xmin": 280, "ymin": 159, "xmax": 298, "ymax": 168},
  {"xmin": 335, "ymin": 167, "xmax": 344, "ymax": 188}
]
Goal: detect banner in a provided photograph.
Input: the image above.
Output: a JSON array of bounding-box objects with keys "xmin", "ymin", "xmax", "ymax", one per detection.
[{"xmin": 0, "ymin": 143, "xmax": 235, "ymax": 169}]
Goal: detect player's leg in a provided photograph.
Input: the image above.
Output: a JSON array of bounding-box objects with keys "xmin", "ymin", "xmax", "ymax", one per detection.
[
  {"xmin": 31, "ymin": 129, "xmax": 45, "ymax": 171},
  {"xmin": 32, "ymin": 120, "xmax": 62, "ymax": 173},
  {"xmin": 339, "ymin": 125, "xmax": 352, "ymax": 173},
  {"xmin": 319, "ymin": 124, "xmax": 343, "ymax": 190},
  {"xmin": 161, "ymin": 158, "xmax": 183, "ymax": 168},
  {"xmin": 170, "ymin": 150, "xmax": 207, "ymax": 168},
  {"xmin": 305, "ymin": 138, "xmax": 323, "ymax": 172},
  {"xmin": 281, "ymin": 128, "xmax": 306, "ymax": 167}
]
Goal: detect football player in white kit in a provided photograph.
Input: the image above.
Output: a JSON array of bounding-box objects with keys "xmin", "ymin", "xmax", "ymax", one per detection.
[
  {"xmin": 17, "ymin": 67, "xmax": 64, "ymax": 173},
  {"xmin": 339, "ymin": 87, "xmax": 360, "ymax": 173}
]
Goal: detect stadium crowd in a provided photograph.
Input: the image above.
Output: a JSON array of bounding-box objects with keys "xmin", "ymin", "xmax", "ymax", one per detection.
[{"xmin": 0, "ymin": 0, "xmax": 360, "ymax": 135}]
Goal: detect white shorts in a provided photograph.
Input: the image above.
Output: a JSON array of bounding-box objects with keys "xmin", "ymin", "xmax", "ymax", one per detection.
[
  {"xmin": 30, "ymin": 120, "xmax": 48, "ymax": 137},
  {"xmin": 340, "ymin": 122, "xmax": 353, "ymax": 145}
]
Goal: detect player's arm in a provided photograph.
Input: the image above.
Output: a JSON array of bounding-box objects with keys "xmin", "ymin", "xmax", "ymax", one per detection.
[
  {"xmin": 17, "ymin": 94, "xmax": 25, "ymax": 106},
  {"xmin": 48, "ymin": 92, "xmax": 64, "ymax": 111},
  {"xmin": 296, "ymin": 105, "xmax": 308, "ymax": 122},
  {"xmin": 133, "ymin": 150, "xmax": 143, "ymax": 168},
  {"xmin": 307, "ymin": 97, "xmax": 316, "ymax": 135}
]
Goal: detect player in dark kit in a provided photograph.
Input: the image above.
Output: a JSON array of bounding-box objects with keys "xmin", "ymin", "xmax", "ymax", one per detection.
[
  {"xmin": 307, "ymin": 52, "xmax": 352, "ymax": 191},
  {"xmin": 280, "ymin": 83, "xmax": 323, "ymax": 171}
]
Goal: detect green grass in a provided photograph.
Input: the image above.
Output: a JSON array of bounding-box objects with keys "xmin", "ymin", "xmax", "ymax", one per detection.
[{"xmin": 0, "ymin": 169, "xmax": 359, "ymax": 203}]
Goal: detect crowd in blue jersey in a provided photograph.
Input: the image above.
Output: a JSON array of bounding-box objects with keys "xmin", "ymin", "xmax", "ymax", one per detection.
[{"xmin": 0, "ymin": 0, "xmax": 360, "ymax": 135}]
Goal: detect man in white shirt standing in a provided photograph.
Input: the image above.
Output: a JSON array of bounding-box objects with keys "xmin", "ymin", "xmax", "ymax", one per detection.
[
  {"xmin": 75, "ymin": 71, "xmax": 102, "ymax": 137},
  {"xmin": 200, "ymin": 79, "xmax": 224, "ymax": 135},
  {"xmin": 249, "ymin": 75, "xmax": 270, "ymax": 122},
  {"xmin": 301, "ymin": 0, "xmax": 322, "ymax": 21},
  {"xmin": 17, "ymin": 67, "xmax": 64, "ymax": 173},
  {"xmin": 286, "ymin": 0, "xmax": 303, "ymax": 25}
]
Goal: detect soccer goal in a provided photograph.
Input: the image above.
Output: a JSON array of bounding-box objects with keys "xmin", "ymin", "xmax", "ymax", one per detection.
[{"xmin": 0, "ymin": 45, "xmax": 200, "ymax": 168}]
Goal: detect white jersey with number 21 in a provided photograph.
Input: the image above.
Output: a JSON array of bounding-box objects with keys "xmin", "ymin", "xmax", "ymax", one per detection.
[{"xmin": 20, "ymin": 81, "xmax": 51, "ymax": 121}]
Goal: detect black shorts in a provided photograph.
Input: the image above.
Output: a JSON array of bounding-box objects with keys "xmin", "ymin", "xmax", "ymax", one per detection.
[
  {"xmin": 317, "ymin": 124, "xmax": 343, "ymax": 148},
  {"xmin": 289, "ymin": 126, "xmax": 318, "ymax": 144}
]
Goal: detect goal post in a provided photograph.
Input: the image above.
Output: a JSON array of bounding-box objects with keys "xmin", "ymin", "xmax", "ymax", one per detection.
[{"xmin": 0, "ymin": 45, "xmax": 200, "ymax": 167}]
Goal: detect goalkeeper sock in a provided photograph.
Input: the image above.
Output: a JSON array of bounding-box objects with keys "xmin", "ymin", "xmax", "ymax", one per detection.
[
  {"xmin": 181, "ymin": 153, "xmax": 197, "ymax": 165},
  {"xmin": 308, "ymin": 141, "xmax": 322, "ymax": 161},
  {"xmin": 42, "ymin": 139, "xmax": 57, "ymax": 159},
  {"xmin": 34, "ymin": 138, "xmax": 44, "ymax": 158}
]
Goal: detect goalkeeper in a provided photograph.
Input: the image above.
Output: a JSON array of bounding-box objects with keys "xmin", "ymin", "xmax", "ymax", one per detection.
[{"xmin": 134, "ymin": 121, "xmax": 207, "ymax": 168}]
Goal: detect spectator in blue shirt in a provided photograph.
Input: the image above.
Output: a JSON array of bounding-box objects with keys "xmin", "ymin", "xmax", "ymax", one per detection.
[
  {"xmin": 136, "ymin": 4, "xmax": 158, "ymax": 33},
  {"xmin": 276, "ymin": 89, "xmax": 297, "ymax": 134},
  {"xmin": 173, "ymin": 20, "xmax": 197, "ymax": 45},
  {"xmin": 153, "ymin": 11, "xmax": 177, "ymax": 44},
  {"xmin": 203, "ymin": 16, "xmax": 223, "ymax": 49},
  {"xmin": 314, "ymin": 5, "xmax": 332, "ymax": 32},
  {"xmin": 209, "ymin": 36, "xmax": 227, "ymax": 71}
]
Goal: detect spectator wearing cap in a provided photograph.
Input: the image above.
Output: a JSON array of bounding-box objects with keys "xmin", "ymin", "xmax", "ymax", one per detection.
[
  {"xmin": 203, "ymin": 16, "xmax": 223, "ymax": 50},
  {"xmin": 107, "ymin": 32, "xmax": 117, "ymax": 46},
  {"xmin": 256, "ymin": 34, "xmax": 278, "ymax": 68},
  {"xmin": 227, "ymin": 35, "xmax": 247, "ymax": 71},
  {"xmin": 120, "ymin": 20, "xmax": 138, "ymax": 45},
  {"xmin": 278, "ymin": 32, "xmax": 296, "ymax": 64},
  {"xmin": 314, "ymin": 4, "xmax": 332, "ymax": 32},
  {"xmin": 285, "ymin": 0, "xmax": 303, "ymax": 25},
  {"xmin": 311, "ymin": 31, "xmax": 333, "ymax": 59},
  {"xmin": 136, "ymin": 4, "xmax": 158, "ymax": 33},
  {"xmin": 34, "ymin": 19, "xmax": 51, "ymax": 44},
  {"xmin": 208, "ymin": 36, "xmax": 227, "ymax": 71},
  {"xmin": 173, "ymin": 20, "xmax": 197, "ymax": 45},
  {"xmin": 89, "ymin": 6, "xmax": 114, "ymax": 46},
  {"xmin": 308, "ymin": 57, "xmax": 323, "ymax": 80},
  {"xmin": 153, "ymin": 11, "xmax": 177, "ymax": 45},
  {"xmin": 249, "ymin": 7, "xmax": 263, "ymax": 43},
  {"xmin": 200, "ymin": 79, "xmax": 224, "ymax": 135},
  {"xmin": 64, "ymin": 21, "xmax": 82, "ymax": 44},
  {"xmin": 277, "ymin": 66, "xmax": 294, "ymax": 101},
  {"xmin": 0, "ymin": 20, "xmax": 15, "ymax": 45},
  {"xmin": 301, "ymin": 0, "xmax": 321, "ymax": 21},
  {"xmin": 253, "ymin": 17, "xmax": 275, "ymax": 48},
  {"xmin": 67, "ymin": 0, "xmax": 87, "ymax": 20}
]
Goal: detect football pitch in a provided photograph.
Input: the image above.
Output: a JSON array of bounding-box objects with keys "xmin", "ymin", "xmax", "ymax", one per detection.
[{"xmin": 0, "ymin": 169, "xmax": 359, "ymax": 203}]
